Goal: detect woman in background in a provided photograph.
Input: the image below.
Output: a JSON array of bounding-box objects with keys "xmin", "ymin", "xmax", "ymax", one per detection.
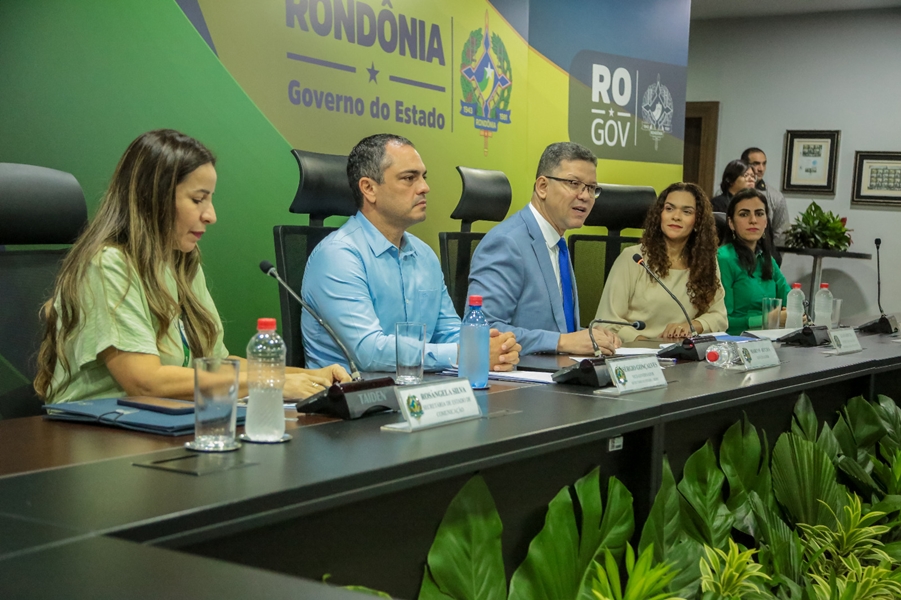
[
  {"xmin": 35, "ymin": 129, "xmax": 349, "ymax": 403},
  {"xmin": 717, "ymin": 188, "xmax": 791, "ymax": 335},
  {"xmin": 596, "ymin": 182, "xmax": 727, "ymax": 341},
  {"xmin": 710, "ymin": 159, "xmax": 756, "ymax": 213}
]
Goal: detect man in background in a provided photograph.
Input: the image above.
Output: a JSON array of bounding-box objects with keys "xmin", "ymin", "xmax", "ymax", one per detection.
[{"xmin": 742, "ymin": 147, "xmax": 789, "ymax": 246}]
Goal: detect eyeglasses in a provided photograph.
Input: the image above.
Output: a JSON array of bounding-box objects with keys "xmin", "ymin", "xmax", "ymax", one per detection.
[
  {"xmin": 742, "ymin": 171, "xmax": 757, "ymax": 180},
  {"xmin": 545, "ymin": 176, "xmax": 602, "ymax": 199}
]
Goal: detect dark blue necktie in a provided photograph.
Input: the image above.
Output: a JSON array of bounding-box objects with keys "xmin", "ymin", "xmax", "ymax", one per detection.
[{"xmin": 556, "ymin": 238, "xmax": 575, "ymax": 333}]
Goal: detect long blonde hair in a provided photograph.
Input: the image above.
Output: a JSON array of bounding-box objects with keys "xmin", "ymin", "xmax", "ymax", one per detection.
[{"xmin": 35, "ymin": 130, "xmax": 220, "ymax": 400}]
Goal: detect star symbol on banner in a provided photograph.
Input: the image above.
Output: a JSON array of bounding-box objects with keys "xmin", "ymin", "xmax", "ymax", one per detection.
[{"xmin": 367, "ymin": 62, "xmax": 379, "ymax": 83}]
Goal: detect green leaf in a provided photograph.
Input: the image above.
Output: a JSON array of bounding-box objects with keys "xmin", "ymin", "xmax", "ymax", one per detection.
[
  {"xmin": 792, "ymin": 394, "xmax": 819, "ymax": 442},
  {"xmin": 418, "ymin": 566, "xmax": 455, "ymax": 600},
  {"xmin": 345, "ymin": 585, "xmax": 394, "ymax": 598},
  {"xmin": 508, "ymin": 470, "xmax": 634, "ymax": 600},
  {"xmin": 881, "ymin": 541, "xmax": 901, "ymax": 562},
  {"xmin": 720, "ymin": 417, "xmax": 772, "ymax": 538},
  {"xmin": 664, "ymin": 538, "xmax": 704, "ymax": 599},
  {"xmin": 750, "ymin": 491, "xmax": 804, "ymax": 585},
  {"xmin": 817, "ymin": 424, "xmax": 842, "ymax": 461},
  {"xmin": 639, "ymin": 458, "xmax": 682, "ymax": 564},
  {"xmin": 835, "ymin": 455, "xmax": 882, "ymax": 498},
  {"xmin": 581, "ymin": 473, "xmax": 634, "ymax": 563},
  {"xmin": 677, "ymin": 442, "xmax": 732, "ymax": 550},
  {"xmin": 419, "ymin": 476, "xmax": 506, "ymax": 600},
  {"xmin": 831, "ymin": 416, "xmax": 857, "ymax": 459},
  {"xmin": 843, "ymin": 396, "xmax": 888, "ymax": 451},
  {"xmin": 771, "ymin": 433, "xmax": 847, "ymax": 528}
]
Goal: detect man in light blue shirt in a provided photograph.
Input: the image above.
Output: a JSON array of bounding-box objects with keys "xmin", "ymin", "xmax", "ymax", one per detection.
[{"xmin": 302, "ymin": 133, "xmax": 520, "ymax": 372}]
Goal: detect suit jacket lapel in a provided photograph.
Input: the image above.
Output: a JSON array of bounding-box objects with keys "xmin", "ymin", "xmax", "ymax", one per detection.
[{"xmin": 521, "ymin": 207, "xmax": 568, "ymax": 332}]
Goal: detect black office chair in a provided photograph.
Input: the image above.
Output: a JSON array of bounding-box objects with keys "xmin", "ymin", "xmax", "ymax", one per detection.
[
  {"xmin": 273, "ymin": 150, "xmax": 356, "ymax": 367},
  {"xmin": 439, "ymin": 166, "xmax": 512, "ymax": 317},
  {"xmin": 568, "ymin": 184, "xmax": 656, "ymax": 327},
  {"xmin": 0, "ymin": 163, "xmax": 87, "ymax": 419}
]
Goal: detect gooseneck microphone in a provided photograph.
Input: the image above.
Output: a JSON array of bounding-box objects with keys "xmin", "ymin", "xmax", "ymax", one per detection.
[
  {"xmin": 857, "ymin": 238, "xmax": 899, "ymax": 335},
  {"xmin": 632, "ymin": 254, "xmax": 697, "ymax": 337},
  {"xmin": 259, "ymin": 260, "xmax": 362, "ymax": 381},
  {"xmin": 592, "ymin": 318, "xmax": 646, "ymax": 331},
  {"xmin": 587, "ymin": 318, "xmax": 646, "ymax": 356},
  {"xmin": 876, "ymin": 238, "xmax": 885, "ymax": 315}
]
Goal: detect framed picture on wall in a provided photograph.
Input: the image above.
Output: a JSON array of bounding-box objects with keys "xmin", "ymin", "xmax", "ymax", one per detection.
[
  {"xmin": 781, "ymin": 130, "xmax": 840, "ymax": 193},
  {"xmin": 851, "ymin": 151, "xmax": 901, "ymax": 206}
]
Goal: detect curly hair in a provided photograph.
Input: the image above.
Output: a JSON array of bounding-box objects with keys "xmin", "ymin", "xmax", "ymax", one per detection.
[{"xmin": 639, "ymin": 182, "xmax": 721, "ymax": 314}]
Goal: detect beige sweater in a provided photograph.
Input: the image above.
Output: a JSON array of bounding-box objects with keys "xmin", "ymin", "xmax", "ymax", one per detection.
[{"xmin": 595, "ymin": 245, "xmax": 728, "ymax": 342}]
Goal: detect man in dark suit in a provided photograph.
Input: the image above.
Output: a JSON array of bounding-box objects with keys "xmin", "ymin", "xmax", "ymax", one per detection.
[{"xmin": 467, "ymin": 142, "xmax": 621, "ymax": 356}]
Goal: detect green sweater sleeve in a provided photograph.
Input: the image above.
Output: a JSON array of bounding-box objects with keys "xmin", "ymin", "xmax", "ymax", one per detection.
[{"xmin": 773, "ymin": 259, "xmax": 791, "ymax": 303}]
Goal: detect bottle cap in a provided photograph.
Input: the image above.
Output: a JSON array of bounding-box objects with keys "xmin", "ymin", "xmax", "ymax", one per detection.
[
  {"xmin": 820, "ymin": 283, "xmax": 829, "ymax": 289},
  {"xmin": 792, "ymin": 283, "xmax": 802, "ymax": 289},
  {"xmin": 257, "ymin": 318, "xmax": 277, "ymax": 331},
  {"xmin": 468, "ymin": 295, "xmax": 483, "ymax": 306},
  {"xmin": 706, "ymin": 349, "xmax": 720, "ymax": 362}
]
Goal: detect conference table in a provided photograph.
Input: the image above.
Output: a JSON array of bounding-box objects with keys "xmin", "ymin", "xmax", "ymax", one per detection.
[{"xmin": 3, "ymin": 332, "xmax": 901, "ymax": 599}]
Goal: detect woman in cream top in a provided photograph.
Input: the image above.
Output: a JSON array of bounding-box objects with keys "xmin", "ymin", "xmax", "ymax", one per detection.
[{"xmin": 596, "ymin": 182, "xmax": 727, "ymax": 342}]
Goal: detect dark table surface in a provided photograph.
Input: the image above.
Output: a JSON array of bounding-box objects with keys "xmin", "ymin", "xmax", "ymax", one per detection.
[{"xmin": 2, "ymin": 332, "xmax": 900, "ymax": 598}]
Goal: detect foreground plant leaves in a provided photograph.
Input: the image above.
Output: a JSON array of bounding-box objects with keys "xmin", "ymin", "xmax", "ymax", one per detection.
[
  {"xmin": 639, "ymin": 458, "xmax": 703, "ymax": 599},
  {"xmin": 508, "ymin": 469, "xmax": 634, "ymax": 600},
  {"xmin": 590, "ymin": 544, "xmax": 684, "ymax": 600},
  {"xmin": 772, "ymin": 433, "xmax": 847, "ymax": 529},
  {"xmin": 418, "ymin": 475, "xmax": 506, "ymax": 600},
  {"xmin": 677, "ymin": 441, "xmax": 732, "ymax": 551},
  {"xmin": 750, "ymin": 491, "xmax": 804, "ymax": 587},
  {"xmin": 720, "ymin": 417, "xmax": 773, "ymax": 538}
]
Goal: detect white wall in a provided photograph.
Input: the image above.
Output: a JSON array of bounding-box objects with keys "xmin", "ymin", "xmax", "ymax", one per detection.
[{"xmin": 687, "ymin": 8, "xmax": 901, "ymax": 322}]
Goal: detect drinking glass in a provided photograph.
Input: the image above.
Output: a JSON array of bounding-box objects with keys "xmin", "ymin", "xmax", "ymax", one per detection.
[
  {"xmin": 395, "ymin": 322, "xmax": 425, "ymax": 385},
  {"xmin": 187, "ymin": 358, "xmax": 241, "ymax": 452},
  {"xmin": 762, "ymin": 298, "xmax": 782, "ymax": 329}
]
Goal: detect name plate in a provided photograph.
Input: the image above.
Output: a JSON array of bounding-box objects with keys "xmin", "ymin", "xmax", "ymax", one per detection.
[
  {"xmin": 828, "ymin": 328, "xmax": 863, "ymax": 354},
  {"xmin": 382, "ymin": 379, "xmax": 481, "ymax": 433},
  {"xmin": 595, "ymin": 355, "xmax": 667, "ymax": 396},
  {"xmin": 736, "ymin": 339, "xmax": 780, "ymax": 371}
]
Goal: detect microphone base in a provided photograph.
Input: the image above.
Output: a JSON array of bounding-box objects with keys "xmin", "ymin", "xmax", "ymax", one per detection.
[
  {"xmin": 552, "ymin": 357, "xmax": 612, "ymax": 388},
  {"xmin": 657, "ymin": 335, "xmax": 718, "ymax": 362},
  {"xmin": 777, "ymin": 325, "xmax": 830, "ymax": 347},
  {"xmin": 296, "ymin": 377, "xmax": 397, "ymax": 420},
  {"xmin": 857, "ymin": 315, "xmax": 899, "ymax": 335}
]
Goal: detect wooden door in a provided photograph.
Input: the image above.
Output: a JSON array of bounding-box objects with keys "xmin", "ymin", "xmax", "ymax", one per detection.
[{"xmin": 683, "ymin": 102, "xmax": 719, "ymax": 198}]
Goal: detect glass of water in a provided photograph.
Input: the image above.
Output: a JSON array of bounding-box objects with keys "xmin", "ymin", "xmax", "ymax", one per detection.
[
  {"xmin": 395, "ymin": 322, "xmax": 426, "ymax": 385},
  {"xmin": 187, "ymin": 358, "xmax": 241, "ymax": 452}
]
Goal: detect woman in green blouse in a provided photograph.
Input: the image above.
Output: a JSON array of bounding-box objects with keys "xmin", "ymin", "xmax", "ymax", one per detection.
[
  {"xmin": 717, "ymin": 188, "xmax": 790, "ymax": 335},
  {"xmin": 35, "ymin": 129, "xmax": 349, "ymax": 403}
]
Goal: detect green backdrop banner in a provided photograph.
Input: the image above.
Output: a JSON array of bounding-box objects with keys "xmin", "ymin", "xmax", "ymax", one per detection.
[{"xmin": 0, "ymin": 0, "xmax": 689, "ymax": 357}]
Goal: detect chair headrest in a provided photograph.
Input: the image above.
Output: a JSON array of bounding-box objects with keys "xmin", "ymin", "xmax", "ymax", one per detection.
[
  {"xmin": 450, "ymin": 166, "xmax": 512, "ymax": 226},
  {"xmin": 583, "ymin": 184, "xmax": 657, "ymax": 232},
  {"xmin": 0, "ymin": 163, "xmax": 87, "ymax": 245},
  {"xmin": 288, "ymin": 150, "xmax": 357, "ymax": 220}
]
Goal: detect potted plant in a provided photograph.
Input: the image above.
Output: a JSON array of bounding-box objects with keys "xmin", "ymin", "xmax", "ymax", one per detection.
[{"xmin": 784, "ymin": 202, "xmax": 852, "ymax": 250}]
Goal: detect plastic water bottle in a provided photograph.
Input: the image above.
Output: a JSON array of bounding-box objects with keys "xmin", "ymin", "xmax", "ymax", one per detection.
[
  {"xmin": 786, "ymin": 283, "xmax": 805, "ymax": 329},
  {"xmin": 814, "ymin": 283, "xmax": 834, "ymax": 328},
  {"xmin": 245, "ymin": 318, "xmax": 286, "ymax": 441},
  {"xmin": 459, "ymin": 295, "xmax": 489, "ymax": 389},
  {"xmin": 706, "ymin": 342, "xmax": 739, "ymax": 369}
]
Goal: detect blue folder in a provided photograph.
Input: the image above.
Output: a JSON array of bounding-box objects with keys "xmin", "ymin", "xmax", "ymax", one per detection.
[{"xmin": 43, "ymin": 398, "xmax": 246, "ymax": 436}]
